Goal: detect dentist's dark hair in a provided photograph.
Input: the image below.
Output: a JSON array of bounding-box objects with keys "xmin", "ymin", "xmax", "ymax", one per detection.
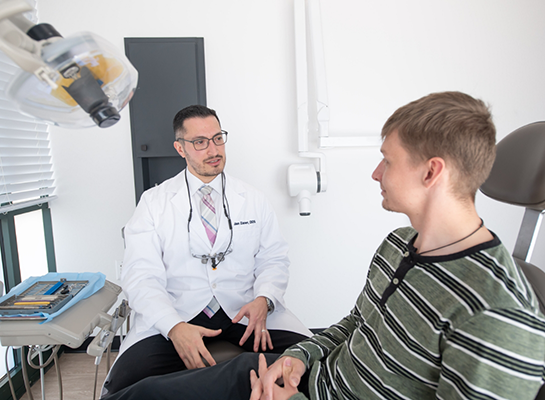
[{"xmin": 173, "ymin": 105, "xmax": 221, "ymax": 140}]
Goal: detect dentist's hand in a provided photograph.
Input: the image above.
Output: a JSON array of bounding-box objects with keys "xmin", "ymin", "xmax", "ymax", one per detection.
[
  {"xmin": 168, "ymin": 322, "xmax": 222, "ymax": 369},
  {"xmin": 250, "ymin": 354, "xmax": 303, "ymax": 400},
  {"xmin": 232, "ymin": 296, "xmax": 273, "ymax": 352}
]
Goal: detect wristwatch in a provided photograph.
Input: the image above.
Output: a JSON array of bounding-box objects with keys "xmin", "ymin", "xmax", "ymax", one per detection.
[{"xmin": 265, "ymin": 297, "xmax": 275, "ymax": 315}]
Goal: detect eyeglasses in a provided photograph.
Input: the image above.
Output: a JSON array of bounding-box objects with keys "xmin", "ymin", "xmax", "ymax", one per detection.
[{"xmin": 177, "ymin": 131, "xmax": 228, "ymax": 151}]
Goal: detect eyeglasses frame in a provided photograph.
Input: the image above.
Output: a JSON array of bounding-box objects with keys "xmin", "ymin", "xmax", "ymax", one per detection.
[{"xmin": 177, "ymin": 130, "xmax": 228, "ymax": 151}]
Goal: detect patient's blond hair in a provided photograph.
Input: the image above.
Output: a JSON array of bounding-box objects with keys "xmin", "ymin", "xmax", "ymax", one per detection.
[{"xmin": 382, "ymin": 91, "xmax": 496, "ymax": 200}]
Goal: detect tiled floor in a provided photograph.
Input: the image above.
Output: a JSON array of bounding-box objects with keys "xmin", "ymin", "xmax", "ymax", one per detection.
[{"xmin": 19, "ymin": 352, "xmax": 117, "ymax": 400}]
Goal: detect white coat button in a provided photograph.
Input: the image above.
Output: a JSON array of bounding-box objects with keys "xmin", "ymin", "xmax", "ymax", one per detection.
[
  {"xmin": 212, "ymin": 283, "xmax": 217, "ymax": 289},
  {"xmin": 393, "ymin": 278, "xmax": 399, "ymax": 285},
  {"xmin": 404, "ymin": 251, "xmax": 409, "ymax": 257}
]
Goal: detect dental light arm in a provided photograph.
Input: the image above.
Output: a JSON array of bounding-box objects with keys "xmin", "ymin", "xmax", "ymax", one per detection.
[
  {"xmin": 0, "ymin": 1, "xmax": 46, "ymax": 73},
  {"xmin": 0, "ymin": 0, "xmax": 138, "ymax": 128}
]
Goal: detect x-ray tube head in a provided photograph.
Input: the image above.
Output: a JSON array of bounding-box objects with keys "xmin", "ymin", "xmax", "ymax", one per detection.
[
  {"xmin": 288, "ymin": 163, "xmax": 319, "ymax": 216},
  {"xmin": 297, "ymin": 190, "xmax": 312, "ymax": 216}
]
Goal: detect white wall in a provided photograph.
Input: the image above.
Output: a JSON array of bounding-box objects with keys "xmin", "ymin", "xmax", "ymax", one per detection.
[{"xmin": 37, "ymin": 0, "xmax": 545, "ymax": 328}]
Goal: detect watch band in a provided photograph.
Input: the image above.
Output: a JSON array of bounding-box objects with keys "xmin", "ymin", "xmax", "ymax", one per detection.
[{"xmin": 265, "ymin": 297, "xmax": 274, "ymax": 315}]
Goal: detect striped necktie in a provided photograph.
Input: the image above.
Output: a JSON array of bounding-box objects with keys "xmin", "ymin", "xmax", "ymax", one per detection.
[
  {"xmin": 199, "ymin": 185, "xmax": 217, "ymax": 245},
  {"xmin": 200, "ymin": 185, "xmax": 220, "ymax": 318}
]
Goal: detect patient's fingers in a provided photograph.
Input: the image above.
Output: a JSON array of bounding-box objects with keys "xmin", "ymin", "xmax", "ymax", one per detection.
[
  {"xmin": 249, "ymin": 354, "xmax": 269, "ymax": 400},
  {"xmin": 258, "ymin": 353, "xmax": 268, "ymax": 376},
  {"xmin": 250, "ymin": 369, "xmax": 263, "ymax": 400},
  {"xmin": 282, "ymin": 357, "xmax": 295, "ymax": 388},
  {"xmin": 285, "ymin": 357, "xmax": 305, "ymax": 388}
]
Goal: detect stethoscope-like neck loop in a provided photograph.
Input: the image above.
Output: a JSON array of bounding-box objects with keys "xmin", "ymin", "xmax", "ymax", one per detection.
[{"xmin": 184, "ymin": 169, "xmax": 233, "ymax": 268}]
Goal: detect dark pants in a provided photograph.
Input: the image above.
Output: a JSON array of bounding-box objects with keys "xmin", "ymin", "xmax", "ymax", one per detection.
[
  {"xmin": 103, "ymin": 308, "xmax": 308, "ymax": 396},
  {"xmin": 102, "ymin": 352, "xmax": 311, "ymax": 400}
]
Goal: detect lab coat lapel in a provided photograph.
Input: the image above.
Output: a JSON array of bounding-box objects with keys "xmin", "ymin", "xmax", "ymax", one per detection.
[{"xmin": 212, "ymin": 175, "xmax": 245, "ymax": 252}]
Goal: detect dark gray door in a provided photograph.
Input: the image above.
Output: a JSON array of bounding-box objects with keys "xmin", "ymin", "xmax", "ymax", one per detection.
[{"xmin": 125, "ymin": 37, "xmax": 206, "ymax": 202}]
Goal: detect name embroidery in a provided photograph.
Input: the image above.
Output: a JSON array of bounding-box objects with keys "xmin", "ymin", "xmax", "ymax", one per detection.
[{"xmin": 233, "ymin": 220, "xmax": 256, "ymax": 226}]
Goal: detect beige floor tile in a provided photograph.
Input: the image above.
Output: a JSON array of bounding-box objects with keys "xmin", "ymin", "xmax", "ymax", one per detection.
[{"xmin": 18, "ymin": 352, "xmax": 117, "ymax": 400}]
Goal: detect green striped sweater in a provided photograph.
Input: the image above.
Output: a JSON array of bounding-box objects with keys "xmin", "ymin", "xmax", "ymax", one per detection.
[{"xmin": 284, "ymin": 227, "xmax": 545, "ymax": 399}]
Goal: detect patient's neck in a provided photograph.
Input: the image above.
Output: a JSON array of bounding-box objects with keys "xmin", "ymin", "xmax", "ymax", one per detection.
[{"xmin": 410, "ymin": 195, "xmax": 492, "ymax": 256}]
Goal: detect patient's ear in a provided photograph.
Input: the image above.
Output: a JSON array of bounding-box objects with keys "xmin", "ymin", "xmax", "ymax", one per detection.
[{"xmin": 423, "ymin": 157, "xmax": 446, "ymax": 188}]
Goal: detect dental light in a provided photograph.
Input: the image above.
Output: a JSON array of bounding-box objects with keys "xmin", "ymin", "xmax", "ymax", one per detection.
[{"xmin": 0, "ymin": 0, "xmax": 138, "ymax": 128}]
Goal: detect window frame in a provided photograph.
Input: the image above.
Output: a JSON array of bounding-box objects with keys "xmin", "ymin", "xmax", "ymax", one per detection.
[
  {"xmin": 1, "ymin": 203, "xmax": 56, "ymax": 292},
  {"xmin": 0, "ymin": 203, "xmax": 57, "ymax": 400}
]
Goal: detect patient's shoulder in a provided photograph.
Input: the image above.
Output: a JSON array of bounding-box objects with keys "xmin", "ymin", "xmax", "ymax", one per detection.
[{"xmin": 391, "ymin": 226, "xmax": 417, "ymax": 242}]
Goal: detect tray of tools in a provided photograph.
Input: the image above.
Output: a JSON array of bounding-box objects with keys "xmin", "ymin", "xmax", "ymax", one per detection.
[{"xmin": 0, "ymin": 279, "xmax": 88, "ymax": 320}]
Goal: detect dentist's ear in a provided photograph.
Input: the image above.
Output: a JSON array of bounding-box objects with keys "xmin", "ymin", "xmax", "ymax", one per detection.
[{"xmin": 174, "ymin": 140, "xmax": 186, "ymax": 158}]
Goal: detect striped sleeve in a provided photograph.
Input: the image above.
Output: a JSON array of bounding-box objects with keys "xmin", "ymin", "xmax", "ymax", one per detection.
[
  {"xmin": 283, "ymin": 309, "xmax": 359, "ymax": 368},
  {"xmin": 438, "ymin": 308, "xmax": 545, "ymax": 399}
]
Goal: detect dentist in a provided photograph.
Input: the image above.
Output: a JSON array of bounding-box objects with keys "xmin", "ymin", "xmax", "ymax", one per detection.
[{"xmin": 102, "ymin": 105, "xmax": 310, "ymax": 396}]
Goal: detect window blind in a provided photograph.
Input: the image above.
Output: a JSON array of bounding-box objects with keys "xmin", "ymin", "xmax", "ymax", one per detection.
[{"xmin": 0, "ymin": 0, "xmax": 56, "ymax": 213}]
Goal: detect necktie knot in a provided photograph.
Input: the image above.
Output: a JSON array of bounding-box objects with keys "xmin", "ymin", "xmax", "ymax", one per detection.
[{"xmin": 199, "ymin": 185, "xmax": 213, "ymax": 196}]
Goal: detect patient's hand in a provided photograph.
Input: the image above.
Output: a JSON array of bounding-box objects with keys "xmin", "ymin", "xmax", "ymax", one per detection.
[
  {"xmin": 232, "ymin": 297, "xmax": 273, "ymax": 352},
  {"xmin": 250, "ymin": 354, "xmax": 303, "ymax": 400},
  {"xmin": 168, "ymin": 322, "xmax": 222, "ymax": 369}
]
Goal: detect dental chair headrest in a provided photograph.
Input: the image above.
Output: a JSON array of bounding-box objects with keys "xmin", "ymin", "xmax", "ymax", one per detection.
[{"xmin": 480, "ymin": 121, "xmax": 545, "ymax": 211}]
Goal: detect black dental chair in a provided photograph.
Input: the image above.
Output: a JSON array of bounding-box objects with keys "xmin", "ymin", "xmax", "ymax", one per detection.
[{"xmin": 480, "ymin": 121, "xmax": 545, "ymax": 399}]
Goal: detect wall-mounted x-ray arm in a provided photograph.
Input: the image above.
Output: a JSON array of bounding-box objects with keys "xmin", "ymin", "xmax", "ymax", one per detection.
[
  {"xmin": 304, "ymin": 0, "xmax": 382, "ymax": 149},
  {"xmin": 288, "ymin": 0, "xmax": 327, "ymax": 217},
  {"xmin": 288, "ymin": 0, "xmax": 380, "ymax": 216}
]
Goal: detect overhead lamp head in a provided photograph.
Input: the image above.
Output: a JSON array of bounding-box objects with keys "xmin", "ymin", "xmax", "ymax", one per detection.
[
  {"xmin": 0, "ymin": 1, "xmax": 138, "ymax": 129},
  {"xmin": 6, "ymin": 31, "xmax": 137, "ymax": 129}
]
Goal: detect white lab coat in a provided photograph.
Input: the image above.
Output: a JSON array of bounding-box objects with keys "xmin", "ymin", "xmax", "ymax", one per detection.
[{"xmin": 119, "ymin": 170, "xmax": 311, "ymax": 354}]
